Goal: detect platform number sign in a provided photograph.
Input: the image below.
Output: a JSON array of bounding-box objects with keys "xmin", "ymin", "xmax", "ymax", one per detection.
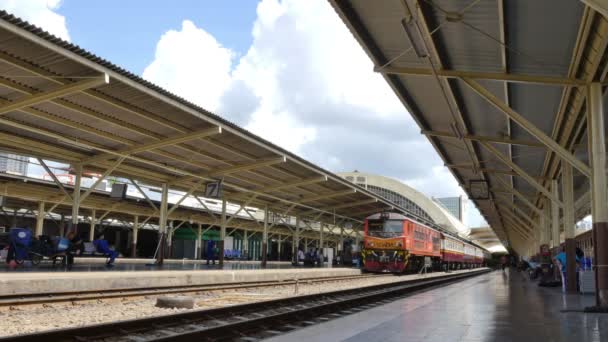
[{"xmin": 205, "ymin": 180, "xmax": 223, "ymax": 199}]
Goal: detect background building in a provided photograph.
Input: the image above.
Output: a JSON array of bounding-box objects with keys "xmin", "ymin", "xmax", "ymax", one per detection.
[
  {"xmin": 0, "ymin": 153, "xmax": 29, "ymax": 176},
  {"xmin": 338, "ymin": 171, "xmax": 467, "ymax": 234},
  {"xmin": 434, "ymin": 196, "xmax": 466, "ymax": 225},
  {"xmin": 338, "ymin": 171, "xmax": 504, "ymax": 252}
]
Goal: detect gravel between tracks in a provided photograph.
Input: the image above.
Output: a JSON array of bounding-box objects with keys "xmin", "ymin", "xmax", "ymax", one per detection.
[{"xmin": 0, "ymin": 270, "xmax": 473, "ymax": 337}]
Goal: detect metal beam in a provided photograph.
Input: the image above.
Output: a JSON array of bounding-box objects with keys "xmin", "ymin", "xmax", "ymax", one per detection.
[
  {"xmin": 128, "ymin": 179, "xmax": 159, "ymax": 213},
  {"xmin": 166, "ymin": 179, "xmax": 205, "ymax": 217},
  {"xmin": 424, "ymin": 130, "xmax": 545, "ymax": 148},
  {"xmin": 300, "ymin": 199, "xmax": 378, "ymax": 217},
  {"xmin": 447, "ymin": 164, "xmax": 549, "ymax": 181},
  {"xmin": 210, "ymin": 157, "xmax": 286, "ymax": 177},
  {"xmin": 78, "ymin": 156, "xmax": 126, "ymax": 205},
  {"xmin": 225, "ymin": 194, "xmax": 258, "ymax": 227},
  {"xmin": 298, "ymin": 189, "xmax": 356, "ymax": 203},
  {"xmin": 479, "ymin": 141, "xmax": 563, "ymax": 206},
  {"xmin": 462, "ymin": 78, "xmax": 591, "ymax": 178},
  {"xmin": 255, "ymin": 176, "xmax": 328, "ymax": 193},
  {"xmin": 82, "ymin": 126, "xmax": 222, "ymax": 165},
  {"xmin": 376, "ymin": 66, "xmax": 588, "ymax": 86},
  {"xmin": 493, "ymin": 177, "xmax": 542, "ymax": 215},
  {"xmin": 500, "ymin": 210, "xmax": 532, "ymax": 237},
  {"xmin": 37, "ymin": 158, "xmax": 73, "ymax": 201},
  {"xmin": 581, "ymin": 0, "xmax": 608, "ymax": 19},
  {"xmin": 0, "ymin": 75, "xmax": 109, "ymax": 115}
]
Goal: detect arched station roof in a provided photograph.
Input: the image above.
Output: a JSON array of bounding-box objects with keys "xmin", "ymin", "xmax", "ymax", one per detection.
[{"xmin": 338, "ymin": 172, "xmax": 468, "ymax": 234}]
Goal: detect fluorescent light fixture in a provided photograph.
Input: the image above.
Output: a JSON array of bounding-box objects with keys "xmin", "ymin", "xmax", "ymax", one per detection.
[{"xmin": 401, "ymin": 17, "xmax": 428, "ymax": 58}]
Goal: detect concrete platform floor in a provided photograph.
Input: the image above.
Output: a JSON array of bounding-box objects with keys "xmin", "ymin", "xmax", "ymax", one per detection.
[
  {"xmin": 0, "ymin": 264, "xmax": 361, "ymax": 296},
  {"xmin": 1, "ymin": 257, "xmax": 296, "ymax": 272},
  {"xmin": 269, "ymin": 269, "xmax": 608, "ymax": 342}
]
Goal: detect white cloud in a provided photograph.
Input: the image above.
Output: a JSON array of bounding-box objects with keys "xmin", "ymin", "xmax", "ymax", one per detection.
[
  {"xmin": 0, "ymin": 0, "xmax": 69, "ymax": 41},
  {"xmin": 143, "ymin": 20, "xmax": 234, "ymax": 112},
  {"xmin": 142, "ymin": 0, "xmax": 487, "ymax": 226}
]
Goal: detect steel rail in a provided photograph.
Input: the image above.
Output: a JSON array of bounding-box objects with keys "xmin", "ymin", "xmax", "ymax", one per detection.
[{"xmin": 3, "ymin": 269, "xmax": 490, "ymax": 342}]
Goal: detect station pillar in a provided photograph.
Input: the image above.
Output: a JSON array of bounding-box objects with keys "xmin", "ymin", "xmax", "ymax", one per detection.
[
  {"xmin": 320, "ymin": 223, "xmax": 324, "ymax": 248},
  {"xmin": 132, "ymin": 215, "xmax": 138, "ymax": 258},
  {"xmin": 71, "ymin": 163, "xmax": 82, "ymax": 233},
  {"xmin": 588, "ymin": 82, "xmax": 608, "ymax": 308},
  {"xmin": 219, "ymin": 199, "xmax": 227, "ymax": 267},
  {"xmin": 196, "ymin": 223, "xmax": 202, "ymax": 260},
  {"xmin": 562, "ymin": 162, "xmax": 576, "ymax": 293},
  {"xmin": 156, "ymin": 182, "xmax": 168, "ymax": 265},
  {"xmin": 261, "ymin": 206, "xmax": 268, "ymax": 267},
  {"xmin": 294, "ymin": 216, "xmax": 300, "ymax": 263},
  {"xmin": 59, "ymin": 214, "xmax": 66, "ymax": 237},
  {"xmin": 551, "ymin": 180, "xmax": 560, "ymax": 249},
  {"xmin": 277, "ymin": 236, "xmax": 282, "ymax": 261},
  {"xmin": 167, "ymin": 221, "xmax": 174, "ymax": 259},
  {"xmin": 89, "ymin": 209, "xmax": 96, "ymax": 242},
  {"xmin": 243, "ymin": 231, "xmax": 249, "ymax": 260},
  {"xmin": 35, "ymin": 201, "xmax": 45, "ymax": 237},
  {"xmin": 542, "ymin": 199, "xmax": 550, "ymax": 252}
]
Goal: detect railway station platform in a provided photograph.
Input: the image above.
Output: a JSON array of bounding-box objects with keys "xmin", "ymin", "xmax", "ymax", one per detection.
[
  {"xmin": 271, "ymin": 269, "xmax": 608, "ymax": 342},
  {"xmin": 0, "ymin": 257, "xmax": 294, "ymax": 272},
  {"xmin": 0, "ymin": 262, "xmax": 360, "ymax": 296}
]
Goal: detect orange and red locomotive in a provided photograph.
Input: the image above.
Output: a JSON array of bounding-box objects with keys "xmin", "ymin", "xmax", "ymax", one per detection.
[{"xmin": 362, "ymin": 212, "xmax": 489, "ymax": 273}]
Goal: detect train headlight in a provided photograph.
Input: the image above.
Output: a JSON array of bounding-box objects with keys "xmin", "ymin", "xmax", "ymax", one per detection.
[{"xmin": 368, "ymin": 242, "xmax": 374, "ymax": 247}]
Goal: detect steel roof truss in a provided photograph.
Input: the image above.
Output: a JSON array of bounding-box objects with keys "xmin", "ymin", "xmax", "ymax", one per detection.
[
  {"xmin": 479, "ymin": 141, "xmax": 563, "ymax": 206},
  {"xmin": 82, "ymin": 126, "xmax": 222, "ymax": 165},
  {"xmin": 377, "ymin": 66, "xmax": 589, "ymax": 86},
  {"xmin": 0, "ymin": 74, "xmax": 108, "ymax": 115},
  {"xmin": 462, "ymin": 78, "xmax": 591, "ymax": 178}
]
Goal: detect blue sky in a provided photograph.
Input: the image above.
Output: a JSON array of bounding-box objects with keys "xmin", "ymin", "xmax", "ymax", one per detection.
[
  {"xmin": 0, "ymin": 0, "xmax": 491, "ymax": 228},
  {"xmin": 57, "ymin": 0, "xmax": 259, "ymax": 75}
]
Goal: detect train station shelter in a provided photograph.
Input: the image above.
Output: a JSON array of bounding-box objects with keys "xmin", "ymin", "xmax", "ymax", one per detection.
[
  {"xmin": 329, "ymin": 0, "xmax": 608, "ymax": 308},
  {"xmin": 0, "ymin": 9, "xmax": 464, "ymax": 267}
]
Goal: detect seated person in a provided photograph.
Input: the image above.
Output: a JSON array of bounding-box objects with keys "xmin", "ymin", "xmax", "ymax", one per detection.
[{"xmin": 93, "ymin": 236, "xmax": 118, "ymax": 265}]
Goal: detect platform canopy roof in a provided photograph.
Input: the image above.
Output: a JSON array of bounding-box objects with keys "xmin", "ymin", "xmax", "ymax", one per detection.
[
  {"xmin": 0, "ymin": 10, "xmax": 447, "ymax": 230},
  {"xmin": 330, "ymin": 0, "xmax": 608, "ymax": 252}
]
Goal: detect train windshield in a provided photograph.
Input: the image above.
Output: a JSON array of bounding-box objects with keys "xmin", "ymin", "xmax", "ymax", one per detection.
[{"xmin": 367, "ymin": 219, "xmax": 403, "ymax": 237}]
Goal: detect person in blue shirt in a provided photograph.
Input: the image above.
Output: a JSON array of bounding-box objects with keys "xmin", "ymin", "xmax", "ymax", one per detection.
[
  {"xmin": 206, "ymin": 240, "xmax": 217, "ymax": 265},
  {"xmin": 554, "ymin": 248, "xmax": 580, "ymax": 273}
]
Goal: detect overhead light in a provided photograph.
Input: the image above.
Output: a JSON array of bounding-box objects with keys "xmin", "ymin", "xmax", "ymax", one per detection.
[{"xmin": 401, "ymin": 17, "xmax": 428, "ymax": 58}]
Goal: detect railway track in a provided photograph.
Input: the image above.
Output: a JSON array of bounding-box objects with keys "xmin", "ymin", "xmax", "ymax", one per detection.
[
  {"xmin": 0, "ymin": 274, "xmax": 384, "ymax": 307},
  {"xmin": 5, "ymin": 269, "xmax": 490, "ymax": 342}
]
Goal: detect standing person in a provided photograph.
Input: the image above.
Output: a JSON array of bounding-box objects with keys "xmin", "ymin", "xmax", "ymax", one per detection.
[
  {"xmin": 297, "ymin": 248, "xmax": 305, "ymax": 266},
  {"xmin": 206, "ymin": 240, "xmax": 216, "ymax": 265},
  {"xmin": 500, "ymin": 255, "xmax": 508, "ymax": 272},
  {"xmin": 316, "ymin": 248, "xmax": 323, "ymax": 266}
]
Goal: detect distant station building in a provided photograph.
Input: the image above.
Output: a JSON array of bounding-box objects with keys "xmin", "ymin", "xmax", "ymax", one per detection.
[
  {"xmin": 337, "ymin": 171, "xmax": 467, "ymax": 234},
  {"xmin": 433, "ymin": 195, "xmax": 466, "ymax": 225},
  {"xmin": 0, "ymin": 153, "xmax": 28, "ymax": 176}
]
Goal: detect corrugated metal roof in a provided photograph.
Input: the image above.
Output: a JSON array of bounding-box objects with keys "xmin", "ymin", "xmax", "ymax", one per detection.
[
  {"xmin": 330, "ymin": 0, "xmax": 608, "ymax": 253},
  {"xmin": 0, "ymin": 9, "xmax": 454, "ymax": 234}
]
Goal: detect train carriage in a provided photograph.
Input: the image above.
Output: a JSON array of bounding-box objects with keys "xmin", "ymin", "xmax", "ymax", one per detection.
[
  {"xmin": 363, "ymin": 212, "xmax": 490, "ymax": 273},
  {"xmin": 441, "ymin": 235, "xmax": 464, "ymax": 266}
]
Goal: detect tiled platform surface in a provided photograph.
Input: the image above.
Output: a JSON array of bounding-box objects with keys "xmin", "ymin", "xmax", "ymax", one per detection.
[
  {"xmin": 0, "ymin": 264, "xmax": 360, "ymax": 295},
  {"xmin": 269, "ymin": 269, "xmax": 608, "ymax": 342}
]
